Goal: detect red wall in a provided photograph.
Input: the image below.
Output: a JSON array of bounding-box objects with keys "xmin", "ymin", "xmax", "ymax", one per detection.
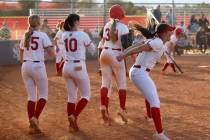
[{"xmin": 1, "ymin": 16, "xmax": 209, "ymax": 40}]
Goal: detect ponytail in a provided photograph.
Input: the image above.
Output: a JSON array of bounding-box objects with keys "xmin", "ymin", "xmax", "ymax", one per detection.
[
  {"xmin": 24, "ymin": 15, "xmax": 40, "ymax": 48},
  {"xmin": 64, "ymin": 18, "xmax": 71, "ymax": 31},
  {"xmin": 24, "ymin": 27, "xmax": 34, "ymax": 48},
  {"xmin": 133, "ymin": 23, "xmax": 155, "ymax": 39},
  {"xmin": 64, "ymin": 14, "xmax": 80, "ymax": 31},
  {"xmin": 110, "ymin": 19, "xmax": 118, "ymax": 43}
]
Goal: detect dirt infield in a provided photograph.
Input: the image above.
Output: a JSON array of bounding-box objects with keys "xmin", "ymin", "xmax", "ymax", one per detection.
[{"xmin": 0, "ymin": 56, "xmax": 210, "ymax": 140}]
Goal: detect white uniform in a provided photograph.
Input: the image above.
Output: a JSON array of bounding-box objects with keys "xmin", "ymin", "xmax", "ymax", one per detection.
[
  {"xmin": 129, "ymin": 37, "xmax": 165, "ymax": 108},
  {"xmin": 100, "ymin": 21, "xmax": 129, "ymax": 89},
  {"xmin": 62, "ymin": 31, "xmax": 96, "ymax": 103},
  {"xmin": 98, "ymin": 40, "xmax": 103, "ymax": 49},
  {"xmin": 20, "ymin": 31, "xmax": 52, "ymax": 101},
  {"xmin": 164, "ymin": 34, "xmax": 177, "ymax": 63},
  {"xmin": 55, "ymin": 30, "xmax": 65, "ymax": 63},
  {"xmin": 98, "ymin": 40, "xmax": 112, "ymax": 97}
]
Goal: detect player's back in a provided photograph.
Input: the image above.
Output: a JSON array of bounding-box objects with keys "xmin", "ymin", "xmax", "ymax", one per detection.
[
  {"xmin": 135, "ymin": 37, "xmax": 165, "ymax": 69},
  {"xmin": 63, "ymin": 31, "xmax": 91, "ymax": 61},
  {"xmin": 103, "ymin": 21, "xmax": 129, "ymax": 49},
  {"xmin": 20, "ymin": 31, "xmax": 52, "ymax": 62}
]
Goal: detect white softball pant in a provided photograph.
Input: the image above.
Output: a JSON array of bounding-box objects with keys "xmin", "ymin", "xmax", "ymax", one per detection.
[
  {"xmin": 63, "ymin": 61, "xmax": 91, "ymax": 103},
  {"xmin": 55, "ymin": 45, "xmax": 65, "ymax": 63},
  {"xmin": 129, "ymin": 67, "xmax": 160, "ymax": 108},
  {"xmin": 100, "ymin": 49, "xmax": 127, "ymax": 90},
  {"xmin": 21, "ymin": 61, "xmax": 48, "ymax": 102}
]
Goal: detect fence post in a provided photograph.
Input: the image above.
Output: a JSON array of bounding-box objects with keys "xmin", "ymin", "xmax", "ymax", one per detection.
[
  {"xmin": 15, "ymin": 21, "xmax": 18, "ymax": 40},
  {"xmin": 103, "ymin": 0, "xmax": 107, "ymax": 26},
  {"xmin": 172, "ymin": 0, "xmax": 175, "ymax": 26}
]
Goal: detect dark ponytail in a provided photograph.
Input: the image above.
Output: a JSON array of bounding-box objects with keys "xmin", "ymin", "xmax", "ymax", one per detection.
[
  {"xmin": 64, "ymin": 14, "xmax": 80, "ymax": 31},
  {"xmin": 133, "ymin": 23, "xmax": 155, "ymax": 39}
]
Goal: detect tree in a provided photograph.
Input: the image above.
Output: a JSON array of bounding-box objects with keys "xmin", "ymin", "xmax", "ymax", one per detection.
[
  {"xmin": 107, "ymin": 0, "xmax": 146, "ymax": 16},
  {"xmin": 0, "ymin": 1, "xmax": 37, "ymax": 16}
]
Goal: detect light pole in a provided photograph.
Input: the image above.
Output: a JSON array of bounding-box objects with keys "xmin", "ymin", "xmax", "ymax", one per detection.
[
  {"xmin": 103, "ymin": 0, "xmax": 107, "ymax": 26},
  {"xmin": 71, "ymin": 0, "xmax": 73, "ymax": 14},
  {"xmin": 172, "ymin": 0, "xmax": 175, "ymax": 26}
]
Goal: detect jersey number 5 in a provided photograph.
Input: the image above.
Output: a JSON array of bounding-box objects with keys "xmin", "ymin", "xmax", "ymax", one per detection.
[
  {"xmin": 27, "ymin": 37, "xmax": 39, "ymax": 51},
  {"xmin": 64, "ymin": 38, "xmax": 77, "ymax": 52}
]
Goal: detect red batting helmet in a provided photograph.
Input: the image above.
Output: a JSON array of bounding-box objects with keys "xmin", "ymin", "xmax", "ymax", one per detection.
[
  {"xmin": 109, "ymin": 4, "xmax": 125, "ymax": 20},
  {"xmin": 175, "ymin": 28, "xmax": 183, "ymax": 36}
]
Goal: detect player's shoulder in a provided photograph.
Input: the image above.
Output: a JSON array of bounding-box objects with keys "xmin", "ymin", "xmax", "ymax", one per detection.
[
  {"xmin": 117, "ymin": 22, "xmax": 127, "ymax": 28},
  {"xmin": 104, "ymin": 21, "xmax": 112, "ymax": 28},
  {"xmin": 154, "ymin": 37, "xmax": 163, "ymax": 44},
  {"xmin": 77, "ymin": 31, "xmax": 89, "ymax": 38},
  {"xmin": 117, "ymin": 22, "xmax": 129, "ymax": 33},
  {"xmin": 62, "ymin": 31, "xmax": 70, "ymax": 38},
  {"xmin": 149, "ymin": 37, "xmax": 163, "ymax": 46},
  {"xmin": 56, "ymin": 30, "xmax": 63, "ymax": 35},
  {"xmin": 36, "ymin": 31, "xmax": 48, "ymax": 38}
]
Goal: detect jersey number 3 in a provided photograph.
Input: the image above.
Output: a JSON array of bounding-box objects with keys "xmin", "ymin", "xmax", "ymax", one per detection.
[
  {"xmin": 105, "ymin": 28, "xmax": 118, "ymax": 41},
  {"xmin": 64, "ymin": 38, "xmax": 77, "ymax": 52}
]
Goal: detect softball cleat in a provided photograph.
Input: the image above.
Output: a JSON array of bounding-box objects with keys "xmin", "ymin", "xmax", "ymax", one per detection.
[
  {"xmin": 144, "ymin": 115, "xmax": 153, "ymax": 123},
  {"xmin": 117, "ymin": 109, "xmax": 128, "ymax": 123},
  {"xmin": 100, "ymin": 106, "xmax": 111, "ymax": 125},
  {"xmin": 29, "ymin": 117, "xmax": 41, "ymax": 133},
  {"xmin": 153, "ymin": 132, "xmax": 170, "ymax": 140},
  {"xmin": 68, "ymin": 115, "xmax": 79, "ymax": 132}
]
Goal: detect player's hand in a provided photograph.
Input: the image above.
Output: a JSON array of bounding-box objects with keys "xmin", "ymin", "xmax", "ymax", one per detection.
[{"xmin": 116, "ymin": 53, "xmax": 124, "ymax": 62}]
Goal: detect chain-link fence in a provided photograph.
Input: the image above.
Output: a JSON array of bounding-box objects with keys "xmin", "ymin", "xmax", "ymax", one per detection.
[{"xmin": 0, "ymin": 1, "xmax": 210, "ymax": 42}]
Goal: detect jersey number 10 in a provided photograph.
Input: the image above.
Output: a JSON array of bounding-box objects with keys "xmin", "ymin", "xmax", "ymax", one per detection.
[{"xmin": 64, "ymin": 38, "xmax": 77, "ymax": 52}]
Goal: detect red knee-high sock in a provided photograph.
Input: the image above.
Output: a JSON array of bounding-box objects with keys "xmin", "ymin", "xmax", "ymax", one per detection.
[
  {"xmin": 145, "ymin": 100, "xmax": 152, "ymax": 118},
  {"xmin": 59, "ymin": 61, "xmax": 64, "ymax": 73},
  {"xmin": 27, "ymin": 100, "xmax": 36, "ymax": 120},
  {"xmin": 34, "ymin": 98, "xmax": 46, "ymax": 119},
  {"xmin": 162, "ymin": 63, "xmax": 169, "ymax": 71},
  {"xmin": 56, "ymin": 63, "xmax": 60, "ymax": 73},
  {"xmin": 170, "ymin": 63, "xmax": 176, "ymax": 72},
  {"xmin": 73, "ymin": 98, "xmax": 88, "ymax": 118},
  {"xmin": 118, "ymin": 89, "xmax": 126, "ymax": 110},
  {"xmin": 151, "ymin": 107, "xmax": 163, "ymax": 134},
  {"xmin": 100, "ymin": 87, "xmax": 109, "ymax": 109},
  {"xmin": 67, "ymin": 102, "xmax": 75, "ymax": 116}
]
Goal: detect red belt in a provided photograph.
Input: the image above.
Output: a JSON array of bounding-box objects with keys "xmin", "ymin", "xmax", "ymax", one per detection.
[
  {"xmin": 66, "ymin": 60, "xmax": 80, "ymax": 63},
  {"xmin": 104, "ymin": 47, "xmax": 122, "ymax": 51},
  {"xmin": 133, "ymin": 65, "xmax": 151, "ymax": 72}
]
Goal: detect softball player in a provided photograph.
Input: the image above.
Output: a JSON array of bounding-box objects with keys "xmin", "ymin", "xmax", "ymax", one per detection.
[
  {"xmin": 54, "ymin": 21, "xmax": 65, "ymax": 76},
  {"xmin": 117, "ymin": 23, "xmax": 174, "ymax": 140},
  {"xmin": 62, "ymin": 14, "xmax": 96, "ymax": 132},
  {"xmin": 20, "ymin": 15, "xmax": 55, "ymax": 133},
  {"xmin": 100, "ymin": 4, "xmax": 130, "ymax": 124},
  {"xmin": 98, "ymin": 28, "xmax": 113, "ymax": 99},
  {"xmin": 162, "ymin": 28, "xmax": 183, "ymax": 72}
]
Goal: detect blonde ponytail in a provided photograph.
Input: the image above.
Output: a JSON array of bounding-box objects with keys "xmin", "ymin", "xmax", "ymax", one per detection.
[
  {"xmin": 110, "ymin": 19, "xmax": 118, "ymax": 43},
  {"xmin": 24, "ymin": 15, "xmax": 40, "ymax": 48},
  {"xmin": 24, "ymin": 27, "xmax": 33, "ymax": 48}
]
